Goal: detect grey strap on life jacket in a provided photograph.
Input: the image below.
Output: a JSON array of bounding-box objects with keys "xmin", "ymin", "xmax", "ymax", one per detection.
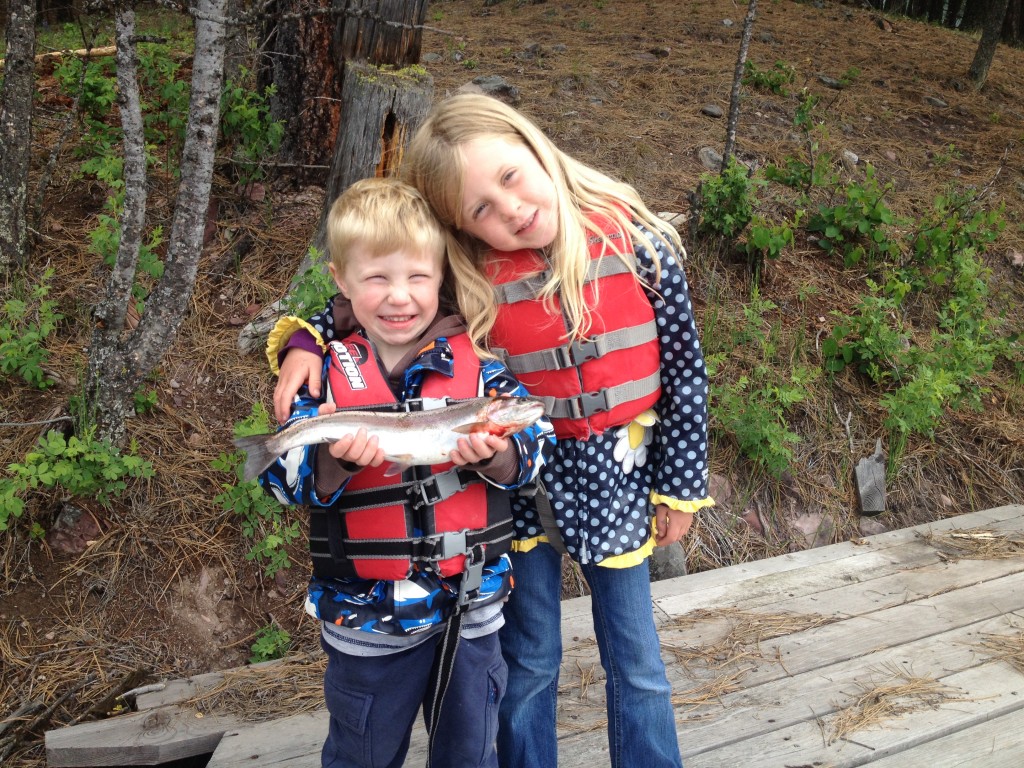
[
  {"xmin": 539, "ymin": 369, "xmax": 662, "ymax": 421},
  {"xmin": 492, "ymin": 254, "xmax": 633, "ymax": 305},
  {"xmin": 495, "ymin": 318, "xmax": 659, "ymax": 374}
]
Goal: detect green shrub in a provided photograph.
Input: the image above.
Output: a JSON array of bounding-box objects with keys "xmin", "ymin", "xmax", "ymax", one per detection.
[
  {"xmin": 1, "ymin": 429, "xmax": 154, "ymax": 532},
  {"xmin": 213, "ymin": 403, "xmax": 300, "ymax": 579},
  {"xmin": 249, "ymin": 623, "xmax": 291, "ymax": 664},
  {"xmin": 0, "ymin": 269, "xmax": 64, "ymax": 390},
  {"xmin": 698, "ymin": 158, "xmax": 762, "ymax": 240},
  {"xmin": 807, "ymin": 166, "xmax": 900, "ymax": 269},
  {"xmin": 742, "ymin": 60, "xmax": 796, "ymax": 95}
]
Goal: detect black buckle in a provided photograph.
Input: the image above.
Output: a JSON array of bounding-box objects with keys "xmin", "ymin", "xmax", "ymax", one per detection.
[
  {"xmin": 568, "ymin": 391, "xmax": 609, "ymax": 419},
  {"xmin": 410, "ymin": 471, "xmax": 465, "ymax": 509},
  {"xmin": 457, "ymin": 547, "xmax": 485, "ymax": 608},
  {"xmin": 570, "ymin": 336, "xmax": 603, "ymax": 363}
]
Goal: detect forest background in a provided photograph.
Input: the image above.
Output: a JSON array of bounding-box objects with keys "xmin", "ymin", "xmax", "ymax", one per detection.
[{"xmin": 1, "ymin": 1, "xmax": 1023, "ymax": 766}]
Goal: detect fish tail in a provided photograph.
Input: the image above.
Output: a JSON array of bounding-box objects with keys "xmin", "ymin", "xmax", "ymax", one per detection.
[{"xmin": 232, "ymin": 433, "xmax": 282, "ymax": 483}]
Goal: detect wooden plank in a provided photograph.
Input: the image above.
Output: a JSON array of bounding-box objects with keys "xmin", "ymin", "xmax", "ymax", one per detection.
[
  {"xmin": 864, "ymin": 708, "xmax": 1024, "ymax": 767},
  {"xmin": 680, "ymin": 662, "xmax": 1024, "ymax": 767},
  {"xmin": 206, "ymin": 711, "xmax": 327, "ymax": 767},
  {"xmin": 44, "ymin": 705, "xmax": 242, "ymax": 767},
  {"xmin": 652, "ymin": 508, "xmax": 1024, "ymax": 619}
]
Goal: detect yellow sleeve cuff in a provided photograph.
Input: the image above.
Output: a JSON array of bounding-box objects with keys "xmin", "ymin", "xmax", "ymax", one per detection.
[
  {"xmin": 650, "ymin": 494, "xmax": 715, "ymax": 514},
  {"xmin": 265, "ymin": 316, "xmax": 328, "ymax": 375}
]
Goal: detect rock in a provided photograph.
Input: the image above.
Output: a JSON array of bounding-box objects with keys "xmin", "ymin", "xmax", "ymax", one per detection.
[
  {"xmin": 698, "ymin": 146, "xmax": 723, "ymax": 171},
  {"xmin": 457, "ymin": 75, "xmax": 520, "ymax": 104},
  {"xmin": 722, "ymin": 18, "xmax": 734, "ymax": 27},
  {"xmin": 649, "ymin": 46, "xmax": 671, "ymax": 58},
  {"xmin": 421, "ymin": 52, "xmax": 442, "ymax": 64},
  {"xmin": 1007, "ymin": 249, "xmax": 1024, "ymax": 268},
  {"xmin": 925, "ymin": 95, "xmax": 948, "ymax": 108},
  {"xmin": 841, "ymin": 149, "xmax": 859, "ymax": 171},
  {"xmin": 759, "ymin": 30, "xmax": 775, "ymax": 43},
  {"xmin": 854, "ymin": 439, "xmax": 886, "ymax": 516},
  {"xmin": 551, "ymin": 44, "xmax": 567, "ymax": 54},
  {"xmin": 884, "ymin": 150, "xmax": 897, "ymax": 161},
  {"xmin": 46, "ymin": 504, "xmax": 103, "ymax": 555},
  {"xmin": 708, "ymin": 473, "xmax": 735, "ymax": 506},
  {"xmin": 701, "ymin": 104, "xmax": 724, "ymax": 118},
  {"xmin": 818, "ymin": 74, "xmax": 843, "ymax": 90},
  {"xmin": 859, "ymin": 517, "xmax": 889, "ymax": 537},
  {"xmin": 649, "ymin": 542, "xmax": 688, "ymax": 581}
]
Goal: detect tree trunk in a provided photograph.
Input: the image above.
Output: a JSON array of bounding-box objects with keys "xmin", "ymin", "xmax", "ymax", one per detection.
[
  {"xmin": 722, "ymin": 0, "xmax": 757, "ymax": 169},
  {"xmin": 968, "ymin": 0, "xmax": 1011, "ymax": 89},
  {"xmin": 238, "ymin": 59, "xmax": 432, "ymax": 354},
  {"xmin": 260, "ymin": 0, "xmax": 429, "ymax": 181},
  {"xmin": 239, "ymin": 1, "xmax": 433, "ymax": 353},
  {"xmin": 86, "ymin": 0, "xmax": 228, "ymax": 444},
  {"xmin": 0, "ymin": 0, "xmax": 36, "ymax": 271}
]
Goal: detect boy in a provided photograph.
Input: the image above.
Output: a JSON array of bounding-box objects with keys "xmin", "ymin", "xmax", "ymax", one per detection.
[{"xmin": 257, "ymin": 178, "xmax": 553, "ymax": 768}]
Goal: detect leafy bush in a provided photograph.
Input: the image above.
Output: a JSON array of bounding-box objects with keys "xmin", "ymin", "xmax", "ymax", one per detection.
[
  {"xmin": 698, "ymin": 158, "xmax": 762, "ymax": 240},
  {"xmin": 220, "ymin": 70, "xmax": 285, "ymax": 183},
  {"xmin": 0, "ymin": 269, "xmax": 64, "ymax": 389},
  {"xmin": 213, "ymin": 403, "xmax": 300, "ymax": 578},
  {"xmin": 249, "ymin": 623, "xmax": 291, "ymax": 664},
  {"xmin": 1, "ymin": 429, "xmax": 154, "ymax": 532},
  {"xmin": 742, "ymin": 60, "xmax": 796, "ymax": 95},
  {"xmin": 282, "ymin": 247, "xmax": 337, "ymax": 318},
  {"xmin": 807, "ymin": 166, "xmax": 900, "ymax": 269}
]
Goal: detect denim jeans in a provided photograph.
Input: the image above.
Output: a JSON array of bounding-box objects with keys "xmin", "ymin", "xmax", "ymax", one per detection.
[
  {"xmin": 498, "ymin": 545, "xmax": 682, "ymax": 768},
  {"xmin": 321, "ymin": 629, "xmax": 507, "ymax": 768}
]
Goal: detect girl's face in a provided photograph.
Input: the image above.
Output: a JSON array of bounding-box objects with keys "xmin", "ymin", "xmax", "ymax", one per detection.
[
  {"xmin": 331, "ymin": 245, "xmax": 443, "ymax": 369},
  {"xmin": 457, "ymin": 135, "xmax": 559, "ymax": 253}
]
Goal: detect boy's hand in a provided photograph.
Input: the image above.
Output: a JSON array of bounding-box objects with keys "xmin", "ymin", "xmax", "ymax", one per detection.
[
  {"xmin": 653, "ymin": 504, "xmax": 693, "ymax": 546},
  {"xmin": 449, "ymin": 433, "xmax": 509, "ymax": 466},
  {"xmin": 275, "ymin": 348, "xmax": 324, "ymax": 424},
  {"xmin": 318, "ymin": 403, "xmax": 385, "ymax": 467}
]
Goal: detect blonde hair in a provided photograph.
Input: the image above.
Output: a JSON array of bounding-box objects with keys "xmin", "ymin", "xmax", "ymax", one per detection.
[
  {"xmin": 326, "ymin": 177, "xmax": 446, "ymax": 273},
  {"xmin": 401, "ymin": 93, "xmax": 682, "ymax": 349}
]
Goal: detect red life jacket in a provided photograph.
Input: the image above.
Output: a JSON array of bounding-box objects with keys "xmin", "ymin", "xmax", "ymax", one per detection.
[
  {"xmin": 486, "ymin": 214, "xmax": 662, "ymax": 440},
  {"xmin": 307, "ymin": 332, "xmax": 512, "ymax": 583}
]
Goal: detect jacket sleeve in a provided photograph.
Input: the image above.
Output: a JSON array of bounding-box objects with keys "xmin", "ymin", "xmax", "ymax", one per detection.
[
  {"xmin": 477, "ymin": 359, "xmax": 555, "ymax": 490},
  {"xmin": 636, "ymin": 226, "xmax": 714, "ymax": 512},
  {"xmin": 265, "ymin": 296, "xmax": 348, "ymax": 373},
  {"xmin": 256, "ymin": 361, "xmax": 346, "ymax": 509}
]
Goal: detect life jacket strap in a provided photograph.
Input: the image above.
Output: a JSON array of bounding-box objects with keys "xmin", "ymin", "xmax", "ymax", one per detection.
[
  {"xmin": 333, "ymin": 468, "xmax": 481, "ymax": 512},
  {"xmin": 495, "ymin": 318, "xmax": 658, "ymax": 374},
  {"xmin": 540, "ymin": 368, "xmax": 662, "ymax": 420}
]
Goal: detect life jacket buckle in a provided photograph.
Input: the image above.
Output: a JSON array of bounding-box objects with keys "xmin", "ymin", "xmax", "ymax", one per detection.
[
  {"xmin": 410, "ymin": 469, "xmax": 467, "ymax": 509},
  {"xmin": 456, "ymin": 545, "xmax": 485, "ymax": 608}
]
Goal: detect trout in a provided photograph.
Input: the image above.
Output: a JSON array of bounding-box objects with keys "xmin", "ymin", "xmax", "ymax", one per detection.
[{"xmin": 233, "ymin": 396, "xmax": 546, "ymax": 483}]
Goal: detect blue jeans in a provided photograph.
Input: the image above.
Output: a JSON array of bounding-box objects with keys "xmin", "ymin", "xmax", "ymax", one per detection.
[
  {"xmin": 321, "ymin": 629, "xmax": 507, "ymax": 768},
  {"xmin": 498, "ymin": 545, "xmax": 682, "ymax": 768}
]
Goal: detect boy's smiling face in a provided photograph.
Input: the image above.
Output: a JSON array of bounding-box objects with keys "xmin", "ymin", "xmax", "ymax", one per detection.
[{"xmin": 331, "ymin": 245, "xmax": 443, "ymax": 368}]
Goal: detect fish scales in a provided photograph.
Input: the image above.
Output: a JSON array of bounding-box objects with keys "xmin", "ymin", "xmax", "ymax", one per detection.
[{"xmin": 233, "ymin": 396, "xmax": 545, "ymax": 483}]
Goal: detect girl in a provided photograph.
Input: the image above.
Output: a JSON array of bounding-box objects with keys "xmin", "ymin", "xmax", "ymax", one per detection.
[{"xmin": 273, "ymin": 94, "xmax": 713, "ymax": 768}]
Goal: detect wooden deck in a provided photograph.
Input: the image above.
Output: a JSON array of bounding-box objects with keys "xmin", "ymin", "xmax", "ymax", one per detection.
[{"xmin": 46, "ymin": 504, "xmax": 1024, "ymax": 767}]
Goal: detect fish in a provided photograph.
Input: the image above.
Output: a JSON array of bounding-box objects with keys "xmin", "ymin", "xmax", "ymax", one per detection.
[{"xmin": 233, "ymin": 396, "xmax": 546, "ymax": 483}]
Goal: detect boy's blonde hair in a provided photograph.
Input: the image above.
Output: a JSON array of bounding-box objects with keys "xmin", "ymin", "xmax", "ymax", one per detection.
[
  {"xmin": 326, "ymin": 177, "xmax": 446, "ymax": 272},
  {"xmin": 401, "ymin": 93, "xmax": 683, "ymax": 348}
]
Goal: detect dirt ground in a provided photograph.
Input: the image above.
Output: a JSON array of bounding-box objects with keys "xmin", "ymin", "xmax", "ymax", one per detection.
[{"xmin": 2, "ymin": 1, "xmax": 1024, "ymax": 765}]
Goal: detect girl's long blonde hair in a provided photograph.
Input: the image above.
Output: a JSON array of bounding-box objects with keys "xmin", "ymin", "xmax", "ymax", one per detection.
[{"xmin": 401, "ymin": 93, "xmax": 683, "ymax": 352}]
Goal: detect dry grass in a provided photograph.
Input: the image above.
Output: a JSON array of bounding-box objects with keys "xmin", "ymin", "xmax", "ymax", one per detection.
[
  {"xmin": 918, "ymin": 528, "xmax": 1024, "ymax": 561},
  {"xmin": 972, "ymin": 622, "xmax": 1024, "ymax": 675},
  {"xmin": 826, "ymin": 665, "xmax": 969, "ymax": 745}
]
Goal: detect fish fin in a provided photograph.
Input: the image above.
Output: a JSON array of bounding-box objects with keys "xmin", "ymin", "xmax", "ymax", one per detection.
[
  {"xmin": 452, "ymin": 420, "xmax": 489, "ymax": 435},
  {"xmin": 382, "ymin": 462, "xmax": 411, "ymax": 478},
  {"xmin": 232, "ymin": 433, "xmax": 282, "ymax": 483}
]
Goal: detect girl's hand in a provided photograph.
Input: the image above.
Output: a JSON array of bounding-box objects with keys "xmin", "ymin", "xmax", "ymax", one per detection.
[
  {"xmin": 449, "ymin": 433, "xmax": 509, "ymax": 466},
  {"xmin": 653, "ymin": 504, "xmax": 694, "ymax": 546},
  {"xmin": 317, "ymin": 403, "xmax": 385, "ymax": 467},
  {"xmin": 275, "ymin": 348, "xmax": 324, "ymax": 424}
]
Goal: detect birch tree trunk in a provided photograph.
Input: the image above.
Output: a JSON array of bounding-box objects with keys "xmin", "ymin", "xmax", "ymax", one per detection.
[
  {"xmin": 0, "ymin": 0, "xmax": 36, "ymax": 270},
  {"xmin": 722, "ymin": 0, "xmax": 757, "ymax": 169},
  {"xmin": 86, "ymin": 0, "xmax": 228, "ymax": 445}
]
